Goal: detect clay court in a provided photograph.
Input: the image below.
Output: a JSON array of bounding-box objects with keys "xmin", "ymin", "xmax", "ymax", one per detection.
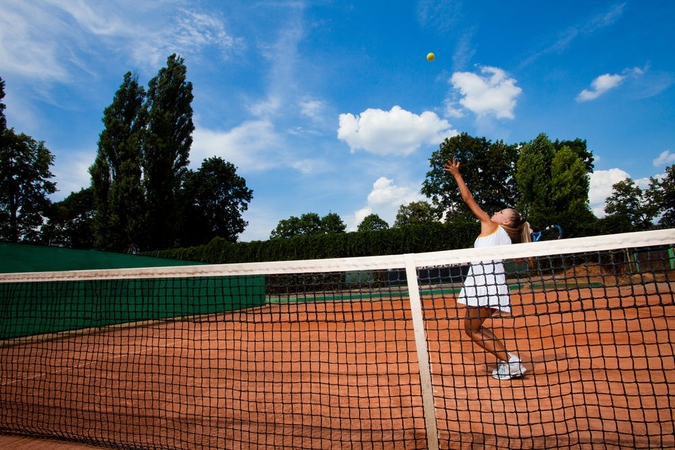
[{"xmin": 1, "ymin": 265, "xmax": 674, "ymax": 449}]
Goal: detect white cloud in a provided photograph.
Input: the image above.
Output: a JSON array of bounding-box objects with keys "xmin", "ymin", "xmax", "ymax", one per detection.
[
  {"xmin": 520, "ymin": 3, "xmax": 626, "ymax": 67},
  {"xmin": 452, "ymin": 31, "xmax": 476, "ymax": 71},
  {"xmin": 237, "ymin": 202, "xmax": 280, "ymax": 242},
  {"xmin": 0, "ymin": 1, "xmax": 241, "ymax": 82},
  {"xmin": 295, "ymin": 97, "xmax": 331, "ymax": 132},
  {"xmin": 576, "ymin": 66, "xmax": 648, "ymax": 102},
  {"xmin": 631, "ymin": 70, "xmax": 675, "ymax": 99},
  {"xmin": 337, "ymin": 106, "xmax": 456, "ymax": 156},
  {"xmin": 50, "ymin": 149, "xmax": 96, "ymax": 200},
  {"xmin": 247, "ymin": 95, "xmax": 283, "ymax": 118},
  {"xmin": 349, "ymin": 177, "xmax": 425, "ymax": 230},
  {"xmin": 635, "ymin": 176, "xmax": 653, "ymax": 189},
  {"xmin": 192, "ymin": 120, "xmax": 282, "ymax": 172},
  {"xmin": 576, "ymin": 73, "xmax": 625, "ymax": 102},
  {"xmin": 46, "ymin": 0, "xmax": 136, "ymax": 36},
  {"xmin": 352, "ymin": 207, "xmax": 374, "ymax": 231},
  {"xmin": 443, "ymin": 101, "xmax": 464, "ymax": 118},
  {"xmin": 129, "ymin": 7, "xmax": 243, "ymax": 69},
  {"xmin": 299, "ymin": 99, "xmax": 324, "ymax": 120},
  {"xmin": 588, "ymin": 168, "xmax": 630, "ymax": 217},
  {"xmin": 416, "ymin": 0, "xmax": 462, "ymax": 31},
  {"xmin": 291, "ymin": 159, "xmax": 324, "ymax": 174},
  {"xmin": 653, "ymin": 150, "xmax": 675, "ymax": 167},
  {"xmin": 448, "ymin": 66, "xmax": 522, "ymax": 119},
  {"xmin": 0, "ymin": 2, "xmax": 71, "ymax": 81},
  {"xmin": 193, "ymin": 119, "xmax": 330, "ymax": 176}
]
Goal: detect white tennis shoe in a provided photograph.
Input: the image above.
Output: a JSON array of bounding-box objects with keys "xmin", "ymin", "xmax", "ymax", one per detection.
[{"xmin": 492, "ymin": 360, "xmax": 527, "ymax": 380}]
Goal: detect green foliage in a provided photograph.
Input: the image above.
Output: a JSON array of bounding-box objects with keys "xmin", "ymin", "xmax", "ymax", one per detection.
[
  {"xmin": 605, "ymin": 178, "xmax": 659, "ymax": 230},
  {"xmin": 516, "ymin": 133, "xmax": 594, "ymax": 236},
  {"xmin": 321, "ymin": 212, "xmax": 347, "ymax": 234},
  {"xmin": 550, "ymin": 147, "xmax": 589, "ymax": 213},
  {"xmin": 357, "ymin": 213, "xmax": 389, "ymax": 232},
  {"xmin": 90, "ymin": 71, "xmax": 147, "ymax": 252},
  {"xmin": 0, "ymin": 129, "xmax": 56, "ymax": 243},
  {"xmin": 648, "ymin": 165, "xmax": 675, "ymax": 227},
  {"xmin": 144, "ymin": 54, "xmax": 195, "ymax": 250},
  {"xmin": 179, "ymin": 157, "xmax": 253, "ymax": 246},
  {"xmin": 42, "ymin": 188, "xmax": 95, "ymax": 249},
  {"xmin": 588, "ymin": 214, "xmax": 634, "ymax": 235},
  {"xmin": 422, "ymin": 132, "xmax": 598, "ymax": 238},
  {"xmin": 393, "ymin": 200, "xmax": 441, "ymax": 227},
  {"xmin": 549, "ymin": 146, "xmax": 596, "ymax": 232},
  {"xmin": 271, "ymin": 213, "xmax": 319, "ymax": 238},
  {"xmin": 515, "ymin": 133, "xmax": 556, "ymax": 221},
  {"xmin": 0, "ymin": 76, "xmax": 6, "ymax": 132},
  {"xmin": 552, "ymin": 138, "xmax": 594, "ymax": 172},
  {"xmin": 270, "ymin": 212, "xmax": 346, "ymax": 239},
  {"xmin": 90, "ymin": 56, "xmax": 252, "ymax": 252},
  {"xmin": 151, "ymin": 222, "xmax": 480, "ymax": 263},
  {"xmin": 423, "ymin": 132, "xmax": 519, "ymax": 221}
]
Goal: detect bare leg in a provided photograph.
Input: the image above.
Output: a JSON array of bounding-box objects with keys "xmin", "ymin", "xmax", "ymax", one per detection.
[{"xmin": 463, "ymin": 306, "xmax": 510, "ymax": 362}]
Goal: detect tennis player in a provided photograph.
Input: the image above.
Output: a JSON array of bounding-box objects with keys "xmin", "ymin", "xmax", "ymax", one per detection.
[{"xmin": 444, "ymin": 157, "xmax": 532, "ymax": 380}]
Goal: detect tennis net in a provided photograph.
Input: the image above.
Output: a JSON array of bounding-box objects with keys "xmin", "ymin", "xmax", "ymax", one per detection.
[{"xmin": 1, "ymin": 229, "xmax": 674, "ymax": 449}]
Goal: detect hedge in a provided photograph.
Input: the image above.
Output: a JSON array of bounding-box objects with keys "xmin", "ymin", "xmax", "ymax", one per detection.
[{"xmin": 148, "ymin": 222, "xmax": 481, "ymax": 264}]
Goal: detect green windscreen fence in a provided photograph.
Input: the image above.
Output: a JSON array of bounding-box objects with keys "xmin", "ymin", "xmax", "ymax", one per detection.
[
  {"xmin": 0, "ymin": 243, "xmax": 266, "ymax": 340},
  {"xmin": 0, "ymin": 276, "xmax": 266, "ymax": 340},
  {"xmin": 0, "ymin": 242, "xmax": 201, "ymax": 273}
]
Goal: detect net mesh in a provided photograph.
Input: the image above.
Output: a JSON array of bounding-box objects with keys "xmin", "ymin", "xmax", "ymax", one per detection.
[{"xmin": 1, "ymin": 229, "xmax": 674, "ymax": 449}]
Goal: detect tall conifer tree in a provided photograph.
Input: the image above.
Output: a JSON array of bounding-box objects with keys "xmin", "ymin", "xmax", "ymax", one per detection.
[
  {"xmin": 143, "ymin": 54, "xmax": 194, "ymax": 250},
  {"xmin": 90, "ymin": 72, "xmax": 147, "ymax": 252}
]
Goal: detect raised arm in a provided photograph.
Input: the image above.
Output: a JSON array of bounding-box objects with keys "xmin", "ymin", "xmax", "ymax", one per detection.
[{"xmin": 444, "ymin": 157, "xmax": 497, "ymax": 236}]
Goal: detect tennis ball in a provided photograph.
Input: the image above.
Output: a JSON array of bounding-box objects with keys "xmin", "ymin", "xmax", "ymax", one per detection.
[{"xmin": 427, "ymin": 52, "xmax": 435, "ymax": 61}]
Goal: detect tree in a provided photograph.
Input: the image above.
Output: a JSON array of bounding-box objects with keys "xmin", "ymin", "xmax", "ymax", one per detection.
[
  {"xmin": 605, "ymin": 178, "xmax": 659, "ymax": 230},
  {"xmin": 553, "ymin": 138, "xmax": 594, "ymax": 172},
  {"xmin": 179, "ymin": 157, "xmax": 253, "ymax": 246},
  {"xmin": 271, "ymin": 213, "xmax": 320, "ymax": 239},
  {"xmin": 0, "ymin": 129, "xmax": 56, "ymax": 242},
  {"xmin": 516, "ymin": 133, "xmax": 594, "ymax": 235},
  {"xmin": 550, "ymin": 146, "xmax": 593, "ymax": 220},
  {"xmin": 320, "ymin": 212, "xmax": 347, "ymax": 234},
  {"xmin": 357, "ymin": 213, "xmax": 389, "ymax": 232},
  {"xmin": 393, "ymin": 201, "xmax": 441, "ymax": 227},
  {"xmin": 648, "ymin": 165, "xmax": 675, "ymax": 227},
  {"xmin": 0, "ymin": 77, "xmax": 6, "ymax": 132},
  {"xmin": 423, "ymin": 132, "xmax": 520, "ymax": 222},
  {"xmin": 90, "ymin": 58, "xmax": 252, "ymax": 252},
  {"xmin": 515, "ymin": 133, "xmax": 556, "ymax": 223},
  {"xmin": 90, "ymin": 72, "xmax": 147, "ymax": 252},
  {"xmin": 42, "ymin": 187, "xmax": 95, "ymax": 248},
  {"xmin": 143, "ymin": 54, "xmax": 194, "ymax": 250},
  {"xmin": 270, "ymin": 216, "xmax": 301, "ymax": 239},
  {"xmin": 270, "ymin": 212, "xmax": 346, "ymax": 239}
]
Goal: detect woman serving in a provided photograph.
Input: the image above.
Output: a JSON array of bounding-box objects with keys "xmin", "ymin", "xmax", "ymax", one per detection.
[{"xmin": 444, "ymin": 157, "xmax": 532, "ymax": 380}]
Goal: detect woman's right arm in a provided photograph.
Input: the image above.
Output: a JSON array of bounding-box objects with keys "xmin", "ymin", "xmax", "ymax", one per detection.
[{"xmin": 444, "ymin": 158, "xmax": 495, "ymax": 232}]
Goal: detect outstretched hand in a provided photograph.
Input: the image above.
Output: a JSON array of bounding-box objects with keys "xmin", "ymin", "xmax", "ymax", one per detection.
[{"xmin": 443, "ymin": 157, "xmax": 461, "ymax": 177}]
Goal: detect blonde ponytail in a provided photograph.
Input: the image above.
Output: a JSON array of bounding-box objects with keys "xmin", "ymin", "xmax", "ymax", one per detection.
[
  {"xmin": 502, "ymin": 210, "xmax": 531, "ymax": 244},
  {"xmin": 520, "ymin": 221, "xmax": 533, "ymax": 243}
]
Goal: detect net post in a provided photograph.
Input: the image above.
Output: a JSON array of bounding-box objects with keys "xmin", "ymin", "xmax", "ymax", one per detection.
[
  {"xmin": 404, "ymin": 253, "xmax": 439, "ymax": 450},
  {"xmin": 626, "ymin": 249, "xmax": 640, "ymax": 273}
]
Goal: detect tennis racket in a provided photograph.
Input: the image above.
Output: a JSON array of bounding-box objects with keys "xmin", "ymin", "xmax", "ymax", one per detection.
[{"xmin": 531, "ymin": 224, "xmax": 563, "ymax": 242}]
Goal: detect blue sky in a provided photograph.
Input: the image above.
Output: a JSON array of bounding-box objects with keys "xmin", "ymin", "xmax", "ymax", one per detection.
[{"xmin": 1, "ymin": 0, "xmax": 673, "ymax": 242}]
